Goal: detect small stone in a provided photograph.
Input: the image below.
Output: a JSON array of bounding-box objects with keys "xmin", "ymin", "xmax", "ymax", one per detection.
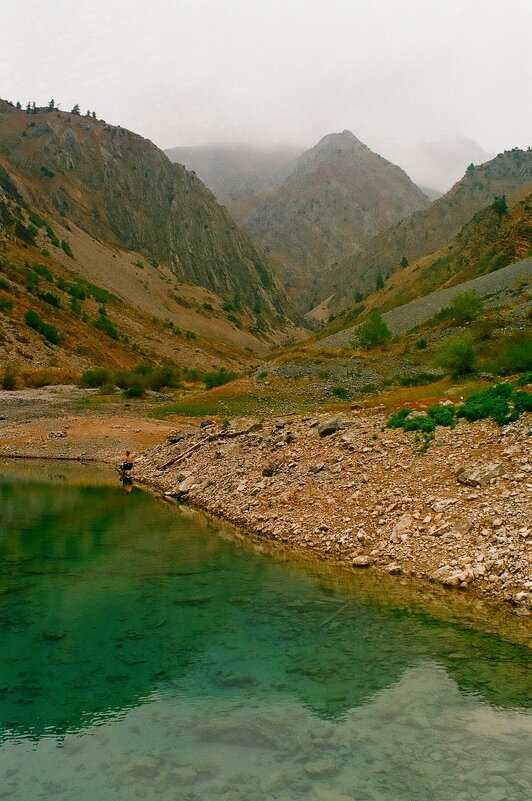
[
  {"xmin": 385, "ymin": 564, "xmax": 402, "ymax": 575},
  {"xmin": 352, "ymin": 555, "xmax": 372, "ymax": 567}
]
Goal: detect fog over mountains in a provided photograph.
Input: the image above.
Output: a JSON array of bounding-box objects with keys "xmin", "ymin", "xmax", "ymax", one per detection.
[{"xmin": 167, "ymin": 135, "xmax": 495, "ymax": 198}]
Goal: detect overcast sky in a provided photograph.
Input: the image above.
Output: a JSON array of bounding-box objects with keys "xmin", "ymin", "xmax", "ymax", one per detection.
[{"xmin": 2, "ymin": 0, "xmax": 531, "ymax": 189}]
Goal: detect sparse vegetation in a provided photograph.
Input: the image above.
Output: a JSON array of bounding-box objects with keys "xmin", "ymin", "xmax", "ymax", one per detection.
[
  {"xmin": 386, "ymin": 383, "xmax": 532, "ymax": 436},
  {"xmin": 60, "ymin": 239, "xmax": 74, "ymax": 258},
  {"xmin": 92, "ymin": 313, "xmax": 118, "ymax": 340},
  {"xmin": 24, "ymin": 310, "xmax": 61, "ymax": 344}
]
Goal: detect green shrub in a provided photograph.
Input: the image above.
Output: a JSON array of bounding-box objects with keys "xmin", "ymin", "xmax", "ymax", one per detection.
[
  {"xmin": 69, "ymin": 283, "xmax": 87, "ymax": 300},
  {"xmin": 1, "ymin": 364, "xmax": 18, "ymax": 390},
  {"xmin": 386, "ymin": 408, "xmax": 411, "ymax": 429},
  {"xmin": 457, "ymin": 383, "xmax": 517, "ymax": 426},
  {"xmin": 331, "ymin": 386, "xmax": 350, "ymax": 399},
  {"xmin": 147, "ymin": 365, "xmax": 181, "ymax": 391},
  {"xmin": 92, "ymin": 314, "xmax": 118, "ymax": 340},
  {"xmin": 493, "ymin": 333, "xmax": 532, "ymax": 374},
  {"xmin": 427, "ymin": 404, "xmax": 456, "ymax": 427},
  {"xmin": 24, "ymin": 310, "xmax": 61, "ymax": 343},
  {"xmin": 32, "ymin": 263, "xmax": 53, "ymax": 281},
  {"xmin": 415, "ymin": 337, "xmax": 428, "ymax": 349},
  {"xmin": 403, "ymin": 415, "xmax": 436, "ymax": 433},
  {"xmin": 29, "ymin": 212, "xmax": 46, "ymax": 228},
  {"xmin": 45, "ymin": 224, "xmax": 59, "ymax": 247},
  {"xmin": 60, "ymin": 239, "xmax": 74, "ymax": 258},
  {"xmin": 181, "ymin": 367, "xmax": 203, "ymax": 382},
  {"xmin": 355, "ymin": 313, "xmax": 392, "ymax": 348},
  {"xmin": 132, "ymin": 363, "xmax": 151, "ymax": 376},
  {"xmin": 397, "ymin": 372, "xmax": 441, "ymax": 387},
  {"xmin": 15, "ymin": 221, "xmax": 38, "ymax": 245},
  {"xmin": 24, "ymin": 269, "xmax": 40, "ymax": 294},
  {"xmin": 0, "ymin": 296, "xmax": 13, "ymax": 312},
  {"xmin": 492, "ymin": 195, "xmax": 508, "ymax": 214},
  {"xmin": 87, "ymin": 283, "xmax": 116, "ymax": 303},
  {"xmin": 517, "ymin": 372, "xmax": 532, "ymax": 386},
  {"xmin": 204, "ymin": 369, "xmax": 238, "ymax": 390},
  {"xmin": 41, "ymin": 323, "xmax": 61, "ymax": 344},
  {"xmin": 434, "ymin": 334, "xmax": 477, "ymax": 377},
  {"xmin": 69, "ymin": 297, "xmax": 82, "ymax": 316},
  {"xmin": 39, "ymin": 291, "xmax": 60, "ymax": 307},
  {"xmin": 434, "ymin": 291, "xmax": 484, "ymax": 324},
  {"xmin": 79, "ymin": 367, "xmax": 112, "ymax": 388},
  {"xmin": 0, "ymin": 277, "xmax": 9, "ymax": 290},
  {"xmin": 123, "ymin": 385, "xmax": 145, "ymax": 398},
  {"xmin": 24, "ymin": 309, "xmax": 42, "ymax": 330},
  {"xmin": 513, "ymin": 390, "xmax": 532, "ymax": 415}
]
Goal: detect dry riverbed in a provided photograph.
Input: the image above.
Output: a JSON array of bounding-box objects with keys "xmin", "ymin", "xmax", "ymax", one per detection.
[{"xmin": 1, "ymin": 386, "xmax": 531, "ymax": 626}]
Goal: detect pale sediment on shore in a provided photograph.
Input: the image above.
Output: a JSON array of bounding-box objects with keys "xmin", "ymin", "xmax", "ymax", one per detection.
[{"xmin": 135, "ymin": 412, "xmax": 532, "ymax": 613}]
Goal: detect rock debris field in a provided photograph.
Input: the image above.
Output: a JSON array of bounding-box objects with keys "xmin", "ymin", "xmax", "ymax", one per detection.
[{"xmin": 135, "ymin": 411, "xmax": 532, "ymax": 615}]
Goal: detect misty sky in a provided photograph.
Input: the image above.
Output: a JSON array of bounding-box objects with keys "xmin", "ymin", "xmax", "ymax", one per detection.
[{"xmin": 2, "ymin": 0, "xmax": 531, "ymax": 189}]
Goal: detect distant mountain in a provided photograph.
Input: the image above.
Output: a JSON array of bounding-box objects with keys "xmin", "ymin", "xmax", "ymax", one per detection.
[
  {"xmin": 0, "ymin": 99, "xmax": 288, "ymax": 321},
  {"xmin": 327, "ymin": 147, "xmax": 532, "ymax": 310},
  {"xmin": 224, "ymin": 131, "xmax": 429, "ymax": 309},
  {"xmin": 165, "ymin": 143, "xmax": 302, "ymax": 198},
  {"xmin": 402, "ymin": 136, "xmax": 495, "ymax": 193}
]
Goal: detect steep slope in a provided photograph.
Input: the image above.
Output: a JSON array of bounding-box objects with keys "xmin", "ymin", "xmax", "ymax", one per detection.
[
  {"xmin": 348, "ymin": 188, "xmax": 532, "ymax": 315},
  {"xmin": 165, "ymin": 143, "xmax": 302, "ymax": 197},
  {"xmin": 0, "ymin": 99, "xmax": 288, "ymax": 321},
  {"xmin": 227, "ymin": 131, "xmax": 429, "ymax": 309},
  {"xmin": 0, "ymin": 193, "xmax": 288, "ymax": 375},
  {"xmin": 329, "ymin": 148, "xmax": 532, "ymax": 309}
]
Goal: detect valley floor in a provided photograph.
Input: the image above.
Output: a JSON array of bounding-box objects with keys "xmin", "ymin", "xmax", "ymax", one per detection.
[{"xmin": 1, "ymin": 387, "xmax": 530, "ymax": 632}]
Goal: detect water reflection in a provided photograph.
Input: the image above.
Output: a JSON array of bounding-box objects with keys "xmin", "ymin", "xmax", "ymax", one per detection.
[{"xmin": 0, "ymin": 461, "xmax": 531, "ymax": 800}]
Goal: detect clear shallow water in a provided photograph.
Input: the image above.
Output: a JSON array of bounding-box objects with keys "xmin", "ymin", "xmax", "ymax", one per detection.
[{"xmin": 0, "ymin": 460, "xmax": 530, "ymax": 801}]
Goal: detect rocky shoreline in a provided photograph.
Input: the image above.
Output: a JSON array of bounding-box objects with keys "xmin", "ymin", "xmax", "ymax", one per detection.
[
  {"xmin": 1, "ymin": 387, "xmax": 530, "ymax": 623},
  {"xmin": 134, "ymin": 411, "xmax": 532, "ymax": 617}
]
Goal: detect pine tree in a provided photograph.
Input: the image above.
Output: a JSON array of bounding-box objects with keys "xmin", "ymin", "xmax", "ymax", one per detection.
[{"xmin": 71, "ymin": 103, "xmax": 80, "ymax": 115}]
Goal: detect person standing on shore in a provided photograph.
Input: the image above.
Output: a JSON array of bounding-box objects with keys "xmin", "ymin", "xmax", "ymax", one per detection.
[{"xmin": 121, "ymin": 451, "xmax": 134, "ymax": 472}]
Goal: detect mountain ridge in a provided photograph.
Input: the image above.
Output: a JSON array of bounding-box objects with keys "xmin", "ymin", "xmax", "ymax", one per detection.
[
  {"xmin": 224, "ymin": 130, "xmax": 430, "ymax": 309},
  {"xmin": 324, "ymin": 146, "xmax": 532, "ymax": 311},
  {"xmin": 0, "ymin": 99, "xmax": 288, "ymax": 322}
]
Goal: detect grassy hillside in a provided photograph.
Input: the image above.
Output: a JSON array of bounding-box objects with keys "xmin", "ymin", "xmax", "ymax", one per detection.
[
  {"xmin": 0, "ymin": 99, "xmax": 289, "ymax": 323},
  {"xmin": 0, "ymin": 195, "xmax": 297, "ymax": 384},
  {"xmin": 327, "ymin": 148, "xmax": 532, "ymax": 311}
]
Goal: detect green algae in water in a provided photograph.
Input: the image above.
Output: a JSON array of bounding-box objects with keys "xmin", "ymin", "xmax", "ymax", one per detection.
[{"xmin": 0, "ymin": 460, "xmax": 530, "ymax": 801}]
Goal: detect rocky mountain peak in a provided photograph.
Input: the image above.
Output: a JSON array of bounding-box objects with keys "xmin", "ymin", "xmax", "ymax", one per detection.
[{"xmin": 314, "ymin": 129, "xmax": 366, "ymax": 151}]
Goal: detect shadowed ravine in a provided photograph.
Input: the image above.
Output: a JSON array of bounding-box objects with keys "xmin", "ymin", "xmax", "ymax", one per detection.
[{"xmin": 0, "ymin": 460, "xmax": 530, "ymax": 801}]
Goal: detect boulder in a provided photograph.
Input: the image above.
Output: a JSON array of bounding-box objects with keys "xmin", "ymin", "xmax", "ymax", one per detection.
[
  {"xmin": 457, "ymin": 463, "xmax": 505, "ymax": 487},
  {"xmin": 318, "ymin": 417, "xmax": 344, "ymax": 437}
]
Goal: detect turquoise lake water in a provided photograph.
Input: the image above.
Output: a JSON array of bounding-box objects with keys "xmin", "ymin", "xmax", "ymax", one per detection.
[{"xmin": 0, "ymin": 459, "xmax": 530, "ymax": 801}]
